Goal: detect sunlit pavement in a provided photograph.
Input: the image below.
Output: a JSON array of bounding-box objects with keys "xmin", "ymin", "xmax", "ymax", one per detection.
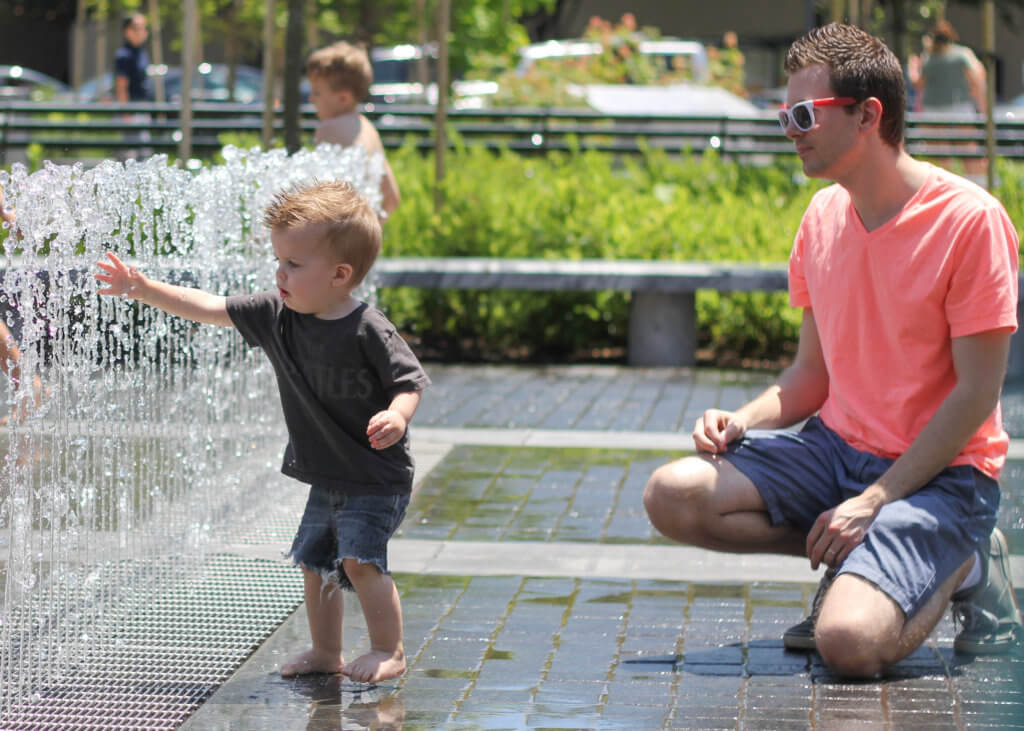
[{"xmin": 181, "ymin": 365, "xmax": 1024, "ymax": 730}]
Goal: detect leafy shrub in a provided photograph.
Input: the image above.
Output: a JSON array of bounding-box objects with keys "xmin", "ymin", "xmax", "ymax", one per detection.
[{"xmin": 379, "ymin": 143, "xmax": 817, "ymax": 363}]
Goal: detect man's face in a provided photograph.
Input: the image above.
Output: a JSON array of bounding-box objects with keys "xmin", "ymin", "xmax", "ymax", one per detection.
[
  {"xmin": 783, "ymin": 64, "xmax": 862, "ymax": 180},
  {"xmin": 125, "ymin": 16, "xmax": 148, "ymax": 48}
]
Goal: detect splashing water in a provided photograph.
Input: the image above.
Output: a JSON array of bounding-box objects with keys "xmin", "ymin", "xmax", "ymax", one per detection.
[{"xmin": 0, "ymin": 144, "xmax": 384, "ymax": 709}]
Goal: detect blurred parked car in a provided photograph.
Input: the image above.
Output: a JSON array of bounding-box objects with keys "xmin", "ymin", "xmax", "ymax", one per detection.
[
  {"xmin": 0, "ymin": 65, "xmax": 70, "ymax": 101},
  {"xmin": 996, "ymin": 93, "xmax": 1024, "ymax": 120},
  {"xmin": 361, "ymin": 43, "xmax": 494, "ymax": 109},
  {"xmin": 78, "ymin": 63, "xmax": 264, "ymax": 103},
  {"xmin": 454, "ymin": 36, "xmax": 720, "ymax": 111},
  {"xmin": 571, "ymin": 82, "xmax": 759, "ymax": 116}
]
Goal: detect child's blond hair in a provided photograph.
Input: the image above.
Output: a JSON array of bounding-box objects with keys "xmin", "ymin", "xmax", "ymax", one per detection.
[
  {"xmin": 263, "ymin": 181, "xmax": 381, "ymax": 287},
  {"xmin": 306, "ymin": 41, "xmax": 373, "ymax": 102}
]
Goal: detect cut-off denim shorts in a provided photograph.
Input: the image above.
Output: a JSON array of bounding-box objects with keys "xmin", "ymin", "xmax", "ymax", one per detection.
[
  {"xmin": 724, "ymin": 417, "xmax": 1001, "ymax": 618},
  {"xmin": 286, "ymin": 484, "xmax": 410, "ymax": 591}
]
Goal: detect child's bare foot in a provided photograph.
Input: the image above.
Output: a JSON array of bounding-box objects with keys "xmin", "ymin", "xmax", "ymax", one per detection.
[
  {"xmin": 340, "ymin": 649, "xmax": 405, "ymax": 683},
  {"xmin": 280, "ymin": 648, "xmax": 344, "ymax": 677}
]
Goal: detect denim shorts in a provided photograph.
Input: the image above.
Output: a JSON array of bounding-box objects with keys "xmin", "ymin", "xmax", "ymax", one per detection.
[
  {"xmin": 286, "ymin": 485, "xmax": 410, "ymax": 591},
  {"xmin": 724, "ymin": 417, "xmax": 1001, "ymax": 618}
]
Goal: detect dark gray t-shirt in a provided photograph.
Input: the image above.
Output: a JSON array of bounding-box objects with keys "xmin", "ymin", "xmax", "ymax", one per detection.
[{"xmin": 227, "ymin": 291, "xmax": 430, "ymax": 494}]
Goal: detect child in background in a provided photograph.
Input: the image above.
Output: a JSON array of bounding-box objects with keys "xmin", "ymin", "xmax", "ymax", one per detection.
[
  {"xmin": 95, "ymin": 180, "xmax": 430, "ymax": 683},
  {"xmin": 0, "ymin": 186, "xmax": 46, "ymax": 425},
  {"xmin": 306, "ymin": 42, "xmax": 401, "ymax": 221}
]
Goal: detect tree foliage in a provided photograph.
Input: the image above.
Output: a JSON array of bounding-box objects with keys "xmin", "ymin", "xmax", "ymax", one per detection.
[{"xmin": 77, "ymin": 0, "xmax": 554, "ymax": 78}]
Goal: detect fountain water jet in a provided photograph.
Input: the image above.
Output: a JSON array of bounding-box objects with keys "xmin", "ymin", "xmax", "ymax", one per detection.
[{"xmin": 0, "ymin": 144, "xmax": 385, "ymax": 719}]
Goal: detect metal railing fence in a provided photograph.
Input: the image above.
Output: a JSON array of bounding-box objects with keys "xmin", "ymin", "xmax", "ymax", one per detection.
[{"xmin": 2, "ymin": 100, "xmax": 1023, "ymax": 164}]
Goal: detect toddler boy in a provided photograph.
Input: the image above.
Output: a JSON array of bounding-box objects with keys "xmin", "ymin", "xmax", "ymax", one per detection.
[{"xmin": 95, "ymin": 180, "xmax": 429, "ymax": 683}]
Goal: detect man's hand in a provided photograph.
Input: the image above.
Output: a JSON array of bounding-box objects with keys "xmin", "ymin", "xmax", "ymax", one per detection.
[
  {"xmin": 94, "ymin": 252, "xmax": 145, "ymax": 298},
  {"xmin": 367, "ymin": 409, "xmax": 407, "ymax": 450},
  {"xmin": 693, "ymin": 409, "xmax": 748, "ymax": 454},
  {"xmin": 806, "ymin": 492, "xmax": 883, "ymax": 570}
]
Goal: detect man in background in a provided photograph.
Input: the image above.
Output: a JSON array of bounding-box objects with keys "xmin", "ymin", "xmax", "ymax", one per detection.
[{"xmin": 115, "ymin": 13, "xmax": 152, "ymax": 103}]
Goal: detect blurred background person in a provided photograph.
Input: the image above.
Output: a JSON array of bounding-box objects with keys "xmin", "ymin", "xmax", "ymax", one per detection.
[
  {"xmin": 115, "ymin": 12, "xmax": 152, "ymax": 103},
  {"xmin": 914, "ymin": 20, "xmax": 987, "ymax": 180},
  {"xmin": 917, "ymin": 20, "xmax": 986, "ymax": 115}
]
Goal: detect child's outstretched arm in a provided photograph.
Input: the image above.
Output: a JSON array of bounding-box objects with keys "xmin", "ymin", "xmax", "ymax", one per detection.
[
  {"xmin": 95, "ymin": 252, "xmax": 233, "ymax": 327},
  {"xmin": 367, "ymin": 389, "xmax": 421, "ymax": 450}
]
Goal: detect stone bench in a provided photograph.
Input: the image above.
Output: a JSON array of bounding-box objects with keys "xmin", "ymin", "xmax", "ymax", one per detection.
[
  {"xmin": 374, "ymin": 257, "xmax": 790, "ymax": 367},
  {"xmin": 375, "ymin": 257, "xmax": 1024, "ymax": 379}
]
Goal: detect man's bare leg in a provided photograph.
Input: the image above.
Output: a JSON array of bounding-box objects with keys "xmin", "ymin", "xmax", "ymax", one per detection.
[
  {"xmin": 644, "ymin": 454, "xmax": 806, "ymax": 556},
  {"xmin": 815, "ymin": 555, "xmax": 974, "ymax": 678},
  {"xmin": 340, "ymin": 559, "xmax": 406, "ymax": 683},
  {"xmin": 281, "ymin": 568, "xmax": 345, "ymax": 677}
]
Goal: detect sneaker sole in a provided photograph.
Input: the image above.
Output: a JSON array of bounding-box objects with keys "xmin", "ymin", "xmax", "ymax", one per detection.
[
  {"xmin": 953, "ymin": 624, "xmax": 1021, "ymax": 655},
  {"xmin": 782, "ymin": 634, "xmax": 816, "ymax": 651}
]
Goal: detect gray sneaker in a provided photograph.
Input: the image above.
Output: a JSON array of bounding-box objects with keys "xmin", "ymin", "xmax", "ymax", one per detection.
[
  {"xmin": 783, "ymin": 568, "xmax": 836, "ymax": 651},
  {"xmin": 952, "ymin": 527, "xmax": 1023, "ymax": 655}
]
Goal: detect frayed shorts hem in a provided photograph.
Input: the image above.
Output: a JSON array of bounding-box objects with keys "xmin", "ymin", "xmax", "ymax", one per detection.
[
  {"xmin": 287, "ymin": 485, "xmax": 409, "ymax": 593},
  {"xmin": 285, "ymin": 552, "xmax": 391, "ymax": 592}
]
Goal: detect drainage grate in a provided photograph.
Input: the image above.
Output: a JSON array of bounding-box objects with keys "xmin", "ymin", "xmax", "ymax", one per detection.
[{"xmin": 0, "ymin": 553, "xmax": 303, "ymax": 729}]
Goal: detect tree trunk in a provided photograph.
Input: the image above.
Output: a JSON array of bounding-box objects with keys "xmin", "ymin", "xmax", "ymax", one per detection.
[
  {"xmin": 225, "ymin": 0, "xmax": 242, "ymax": 102},
  {"xmin": 262, "ymin": 0, "xmax": 276, "ymax": 148},
  {"xmin": 889, "ymin": 0, "xmax": 907, "ymax": 67},
  {"xmin": 73, "ymin": 0, "xmax": 88, "ymax": 99},
  {"xmin": 96, "ymin": 0, "xmax": 108, "ymax": 95},
  {"xmin": 417, "ymin": 0, "xmax": 428, "ymax": 86},
  {"xmin": 355, "ymin": 0, "xmax": 378, "ymax": 48},
  {"xmin": 284, "ymin": 0, "xmax": 305, "ymax": 154},
  {"xmin": 148, "ymin": 0, "xmax": 166, "ymax": 103},
  {"xmin": 434, "ymin": 0, "xmax": 449, "ymax": 211},
  {"xmin": 180, "ymin": 0, "xmax": 197, "ymax": 160},
  {"xmin": 306, "ymin": 0, "xmax": 319, "ymax": 54}
]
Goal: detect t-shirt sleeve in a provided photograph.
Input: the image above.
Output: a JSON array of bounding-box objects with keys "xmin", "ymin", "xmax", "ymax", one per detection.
[
  {"xmin": 114, "ymin": 48, "xmax": 132, "ymax": 79},
  {"xmin": 945, "ymin": 204, "xmax": 1019, "ymax": 338},
  {"xmin": 360, "ymin": 312, "xmax": 431, "ymax": 398},
  {"xmin": 226, "ymin": 291, "xmax": 281, "ymax": 348}
]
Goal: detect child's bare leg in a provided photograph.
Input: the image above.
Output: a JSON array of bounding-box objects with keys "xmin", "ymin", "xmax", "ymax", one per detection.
[
  {"xmin": 340, "ymin": 559, "xmax": 405, "ymax": 683},
  {"xmin": 281, "ymin": 567, "xmax": 345, "ymax": 677}
]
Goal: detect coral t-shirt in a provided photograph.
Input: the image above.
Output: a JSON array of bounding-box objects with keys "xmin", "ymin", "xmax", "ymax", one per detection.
[{"xmin": 789, "ymin": 164, "xmax": 1019, "ymax": 479}]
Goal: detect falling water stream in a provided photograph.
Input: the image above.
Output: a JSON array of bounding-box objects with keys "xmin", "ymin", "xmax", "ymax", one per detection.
[{"xmin": 0, "ymin": 144, "xmax": 383, "ymax": 713}]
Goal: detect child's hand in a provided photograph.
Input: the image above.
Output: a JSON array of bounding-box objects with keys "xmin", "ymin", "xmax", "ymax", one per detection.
[
  {"xmin": 94, "ymin": 252, "xmax": 144, "ymax": 298},
  {"xmin": 367, "ymin": 409, "xmax": 407, "ymax": 450}
]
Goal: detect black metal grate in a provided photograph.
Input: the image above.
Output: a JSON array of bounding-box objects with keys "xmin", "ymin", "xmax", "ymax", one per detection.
[{"xmin": 0, "ymin": 553, "xmax": 302, "ymax": 729}]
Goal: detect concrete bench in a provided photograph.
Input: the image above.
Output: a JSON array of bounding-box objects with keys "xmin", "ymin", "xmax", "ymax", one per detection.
[{"xmin": 374, "ymin": 257, "xmax": 789, "ymax": 367}]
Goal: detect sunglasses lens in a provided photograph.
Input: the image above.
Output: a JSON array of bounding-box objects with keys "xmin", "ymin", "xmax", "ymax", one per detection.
[
  {"xmin": 792, "ymin": 104, "xmax": 813, "ymax": 130},
  {"xmin": 777, "ymin": 110, "xmax": 789, "ymax": 130}
]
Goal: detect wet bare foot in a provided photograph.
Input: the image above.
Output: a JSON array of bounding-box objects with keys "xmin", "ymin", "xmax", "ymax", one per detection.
[
  {"xmin": 341, "ymin": 649, "xmax": 405, "ymax": 683},
  {"xmin": 280, "ymin": 648, "xmax": 344, "ymax": 677}
]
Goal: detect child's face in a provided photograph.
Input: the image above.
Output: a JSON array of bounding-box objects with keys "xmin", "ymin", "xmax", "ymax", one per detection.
[
  {"xmin": 309, "ymin": 75, "xmax": 356, "ymax": 121},
  {"xmin": 271, "ymin": 226, "xmax": 353, "ymax": 319}
]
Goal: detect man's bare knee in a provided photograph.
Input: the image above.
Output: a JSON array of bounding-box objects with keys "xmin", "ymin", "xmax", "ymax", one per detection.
[
  {"xmin": 815, "ymin": 619, "xmax": 888, "ymax": 678},
  {"xmin": 815, "ymin": 577, "xmax": 901, "ymax": 679},
  {"xmin": 643, "ymin": 457, "xmax": 714, "ymax": 543}
]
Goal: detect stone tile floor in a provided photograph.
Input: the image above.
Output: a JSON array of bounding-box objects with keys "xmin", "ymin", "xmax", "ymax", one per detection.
[{"xmin": 180, "ymin": 365, "xmax": 1024, "ymax": 730}]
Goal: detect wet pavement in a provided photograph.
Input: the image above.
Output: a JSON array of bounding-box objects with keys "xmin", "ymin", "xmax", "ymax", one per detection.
[{"xmin": 174, "ymin": 364, "xmax": 1024, "ymax": 730}]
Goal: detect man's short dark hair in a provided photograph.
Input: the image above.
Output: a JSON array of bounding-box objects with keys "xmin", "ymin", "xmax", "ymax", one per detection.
[
  {"xmin": 784, "ymin": 23, "xmax": 906, "ymax": 149},
  {"xmin": 123, "ymin": 13, "xmax": 145, "ymax": 32}
]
